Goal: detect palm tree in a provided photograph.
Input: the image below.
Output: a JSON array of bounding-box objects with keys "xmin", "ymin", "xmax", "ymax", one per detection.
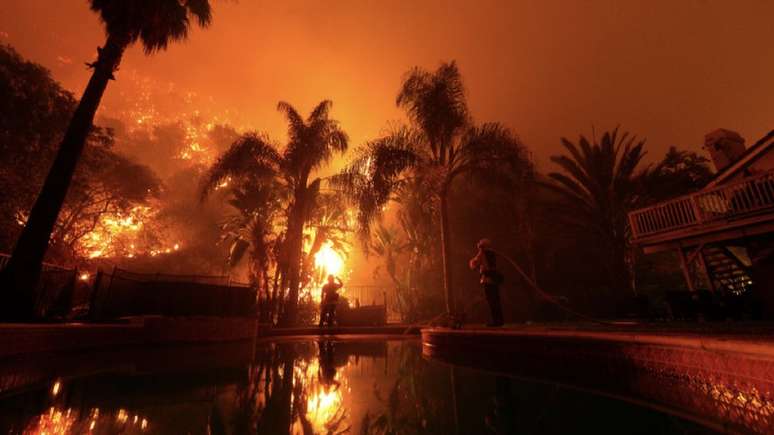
[
  {"xmin": 202, "ymin": 101, "xmax": 348, "ymax": 325},
  {"xmin": 2, "ymin": 0, "xmax": 212, "ymax": 319},
  {"xmin": 336, "ymin": 61, "xmax": 531, "ymax": 319},
  {"xmin": 368, "ymin": 224, "xmax": 419, "ymax": 319},
  {"xmin": 546, "ymin": 128, "xmax": 647, "ymax": 293},
  {"xmin": 218, "ymin": 179, "xmax": 284, "ymax": 322},
  {"xmin": 273, "ymin": 101, "xmax": 348, "ymax": 325}
]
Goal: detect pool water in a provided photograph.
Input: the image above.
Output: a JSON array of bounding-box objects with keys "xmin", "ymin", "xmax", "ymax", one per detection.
[{"xmin": 0, "ymin": 338, "xmax": 718, "ymax": 434}]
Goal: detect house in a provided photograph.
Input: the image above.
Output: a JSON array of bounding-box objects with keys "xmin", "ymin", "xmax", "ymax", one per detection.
[{"xmin": 628, "ymin": 129, "xmax": 774, "ymax": 315}]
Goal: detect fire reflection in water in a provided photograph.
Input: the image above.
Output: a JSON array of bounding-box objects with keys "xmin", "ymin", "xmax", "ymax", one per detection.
[
  {"xmin": 22, "ymin": 381, "xmax": 150, "ymax": 435},
  {"xmin": 305, "ymin": 341, "xmax": 345, "ymax": 432},
  {"xmin": 23, "ymin": 406, "xmax": 149, "ymax": 435}
]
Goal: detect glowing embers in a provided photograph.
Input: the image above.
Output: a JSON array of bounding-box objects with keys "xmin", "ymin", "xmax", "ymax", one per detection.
[
  {"xmin": 178, "ymin": 118, "xmax": 215, "ymax": 164},
  {"xmin": 25, "ymin": 407, "xmax": 76, "ymax": 435}
]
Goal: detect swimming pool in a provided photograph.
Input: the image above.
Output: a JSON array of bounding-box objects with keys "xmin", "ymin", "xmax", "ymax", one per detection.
[{"xmin": 0, "ymin": 337, "xmax": 735, "ymax": 434}]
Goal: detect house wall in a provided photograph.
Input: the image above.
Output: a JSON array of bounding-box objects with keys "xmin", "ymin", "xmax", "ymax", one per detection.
[{"xmin": 724, "ymin": 145, "xmax": 774, "ymax": 184}]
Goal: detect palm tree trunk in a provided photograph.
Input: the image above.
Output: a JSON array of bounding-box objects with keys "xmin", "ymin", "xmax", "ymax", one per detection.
[
  {"xmin": 439, "ymin": 191, "xmax": 455, "ymax": 316},
  {"xmin": 1, "ymin": 33, "xmax": 127, "ymax": 320},
  {"xmin": 270, "ymin": 265, "xmax": 281, "ymax": 323},
  {"xmin": 281, "ymin": 205, "xmax": 305, "ymax": 325}
]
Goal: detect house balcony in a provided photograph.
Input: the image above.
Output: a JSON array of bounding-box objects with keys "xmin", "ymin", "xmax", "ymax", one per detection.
[{"xmin": 629, "ymin": 169, "xmax": 774, "ymax": 253}]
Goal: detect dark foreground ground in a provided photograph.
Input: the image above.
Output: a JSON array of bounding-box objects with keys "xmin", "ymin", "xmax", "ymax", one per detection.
[{"xmin": 2, "ymin": 321, "xmax": 774, "ymax": 433}]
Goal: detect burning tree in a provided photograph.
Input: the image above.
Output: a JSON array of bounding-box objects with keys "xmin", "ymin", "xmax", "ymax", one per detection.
[
  {"xmin": 201, "ymin": 101, "xmax": 349, "ymax": 325},
  {"xmin": 2, "ymin": 0, "xmax": 213, "ymax": 320},
  {"xmin": 0, "ymin": 45, "xmax": 162, "ymax": 266}
]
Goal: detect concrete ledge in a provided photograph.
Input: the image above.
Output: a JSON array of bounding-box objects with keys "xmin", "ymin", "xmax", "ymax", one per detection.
[
  {"xmin": 422, "ymin": 326, "xmax": 774, "ymax": 434},
  {"xmin": 143, "ymin": 316, "xmax": 257, "ymax": 344},
  {"xmin": 0, "ymin": 317, "xmax": 257, "ymax": 359},
  {"xmin": 0, "ymin": 322, "xmax": 143, "ymax": 358},
  {"xmin": 422, "ymin": 326, "xmax": 774, "ymax": 360},
  {"xmin": 0, "ymin": 340, "xmax": 254, "ymax": 398}
]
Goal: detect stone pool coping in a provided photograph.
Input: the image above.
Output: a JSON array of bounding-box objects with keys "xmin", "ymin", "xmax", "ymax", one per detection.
[
  {"xmin": 421, "ymin": 324, "xmax": 774, "ymax": 360},
  {"xmin": 422, "ymin": 324, "xmax": 774, "ymax": 434},
  {"xmin": 0, "ymin": 316, "xmax": 257, "ymax": 358}
]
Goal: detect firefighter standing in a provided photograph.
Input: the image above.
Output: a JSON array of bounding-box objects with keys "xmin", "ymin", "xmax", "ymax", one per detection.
[{"xmin": 469, "ymin": 239, "xmax": 504, "ymax": 327}]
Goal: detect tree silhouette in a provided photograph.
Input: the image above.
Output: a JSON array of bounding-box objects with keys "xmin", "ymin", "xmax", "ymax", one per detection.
[
  {"xmin": 336, "ymin": 61, "xmax": 530, "ymax": 319},
  {"xmin": 546, "ymin": 128, "xmax": 647, "ymax": 294},
  {"xmin": 1, "ymin": 1, "xmax": 212, "ymax": 320},
  {"xmin": 202, "ymin": 101, "xmax": 348, "ymax": 325}
]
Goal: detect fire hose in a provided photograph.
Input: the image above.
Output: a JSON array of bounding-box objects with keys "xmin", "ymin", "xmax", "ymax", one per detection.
[{"xmin": 404, "ymin": 249, "xmax": 617, "ymax": 332}]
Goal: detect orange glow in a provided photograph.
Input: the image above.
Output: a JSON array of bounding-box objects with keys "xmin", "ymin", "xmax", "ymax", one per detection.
[
  {"xmin": 25, "ymin": 407, "xmax": 75, "ymax": 435},
  {"xmin": 77, "ymin": 206, "xmax": 181, "ymax": 260},
  {"xmin": 24, "ymin": 406, "xmax": 150, "ymax": 434},
  {"xmin": 314, "ymin": 242, "xmax": 345, "ymax": 278}
]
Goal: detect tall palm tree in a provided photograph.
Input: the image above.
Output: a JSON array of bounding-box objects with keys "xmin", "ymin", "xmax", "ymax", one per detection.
[
  {"xmin": 2, "ymin": 0, "xmax": 212, "ymax": 319},
  {"xmin": 546, "ymin": 128, "xmax": 647, "ymax": 293},
  {"xmin": 273, "ymin": 101, "xmax": 348, "ymax": 325},
  {"xmin": 336, "ymin": 61, "xmax": 531, "ymax": 318},
  {"xmin": 202, "ymin": 101, "xmax": 348, "ymax": 325}
]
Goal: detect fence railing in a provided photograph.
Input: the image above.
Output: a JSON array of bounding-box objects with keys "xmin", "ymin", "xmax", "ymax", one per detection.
[
  {"xmin": 90, "ymin": 268, "xmax": 256, "ymax": 320},
  {"xmin": 0, "ymin": 253, "xmax": 78, "ymax": 319},
  {"xmin": 344, "ymin": 284, "xmax": 404, "ymax": 323},
  {"xmin": 629, "ymin": 169, "xmax": 774, "ymax": 240}
]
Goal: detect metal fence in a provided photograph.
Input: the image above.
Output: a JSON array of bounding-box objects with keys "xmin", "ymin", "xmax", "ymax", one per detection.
[
  {"xmin": 89, "ymin": 268, "xmax": 256, "ymax": 320},
  {"xmin": 344, "ymin": 284, "xmax": 402, "ymax": 322},
  {"xmin": 0, "ymin": 253, "xmax": 78, "ymax": 319}
]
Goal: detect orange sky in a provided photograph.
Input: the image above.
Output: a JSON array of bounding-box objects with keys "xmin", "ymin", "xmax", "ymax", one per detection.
[{"xmin": 2, "ymin": 0, "xmax": 774, "ymax": 169}]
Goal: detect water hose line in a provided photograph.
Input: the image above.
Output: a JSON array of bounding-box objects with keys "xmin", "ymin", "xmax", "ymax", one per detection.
[
  {"xmin": 403, "ymin": 249, "xmax": 616, "ymax": 332},
  {"xmin": 490, "ymin": 249, "xmax": 616, "ymax": 326}
]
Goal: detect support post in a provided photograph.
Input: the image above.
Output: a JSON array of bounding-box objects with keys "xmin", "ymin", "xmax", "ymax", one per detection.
[
  {"xmin": 678, "ymin": 248, "xmax": 696, "ymax": 292},
  {"xmin": 698, "ymin": 249, "xmax": 716, "ymax": 293},
  {"xmin": 89, "ymin": 269, "xmax": 103, "ymax": 321}
]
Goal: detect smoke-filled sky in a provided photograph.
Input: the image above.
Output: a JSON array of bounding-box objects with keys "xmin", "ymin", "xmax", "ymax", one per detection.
[{"xmin": 2, "ymin": 0, "xmax": 774, "ymax": 169}]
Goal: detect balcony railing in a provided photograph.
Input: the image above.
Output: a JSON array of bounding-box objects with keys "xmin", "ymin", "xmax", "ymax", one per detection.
[{"xmin": 629, "ymin": 169, "xmax": 774, "ymax": 240}]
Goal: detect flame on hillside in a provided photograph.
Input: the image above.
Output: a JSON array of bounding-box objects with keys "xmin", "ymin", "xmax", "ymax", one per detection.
[
  {"xmin": 116, "ymin": 71, "xmax": 243, "ymax": 168},
  {"xmin": 78, "ymin": 206, "xmax": 180, "ymax": 260}
]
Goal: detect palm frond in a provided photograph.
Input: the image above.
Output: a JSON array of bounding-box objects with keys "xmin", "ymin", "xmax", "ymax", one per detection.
[
  {"xmin": 200, "ymin": 132, "xmax": 280, "ymax": 201},
  {"xmin": 309, "ymin": 100, "xmax": 333, "ymax": 122},
  {"xmin": 279, "ymin": 100, "xmax": 349, "ymax": 179},
  {"xmin": 276, "ymin": 101, "xmax": 305, "ymax": 144},
  {"xmin": 451, "ymin": 122, "xmax": 532, "ymax": 187},
  {"xmin": 547, "ymin": 127, "xmax": 648, "ymax": 285},
  {"xmin": 333, "ymin": 128, "xmax": 422, "ymax": 234},
  {"xmin": 90, "ymin": 0, "xmax": 212, "ymax": 53},
  {"xmin": 396, "ymin": 61, "xmax": 469, "ymax": 159}
]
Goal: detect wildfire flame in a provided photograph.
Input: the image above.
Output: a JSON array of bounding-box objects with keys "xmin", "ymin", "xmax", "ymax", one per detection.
[
  {"xmin": 78, "ymin": 206, "xmax": 181, "ymax": 260},
  {"xmin": 314, "ymin": 242, "xmax": 344, "ymax": 278}
]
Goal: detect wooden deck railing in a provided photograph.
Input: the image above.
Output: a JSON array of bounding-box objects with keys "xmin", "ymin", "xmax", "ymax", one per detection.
[{"xmin": 629, "ymin": 169, "xmax": 774, "ymax": 240}]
